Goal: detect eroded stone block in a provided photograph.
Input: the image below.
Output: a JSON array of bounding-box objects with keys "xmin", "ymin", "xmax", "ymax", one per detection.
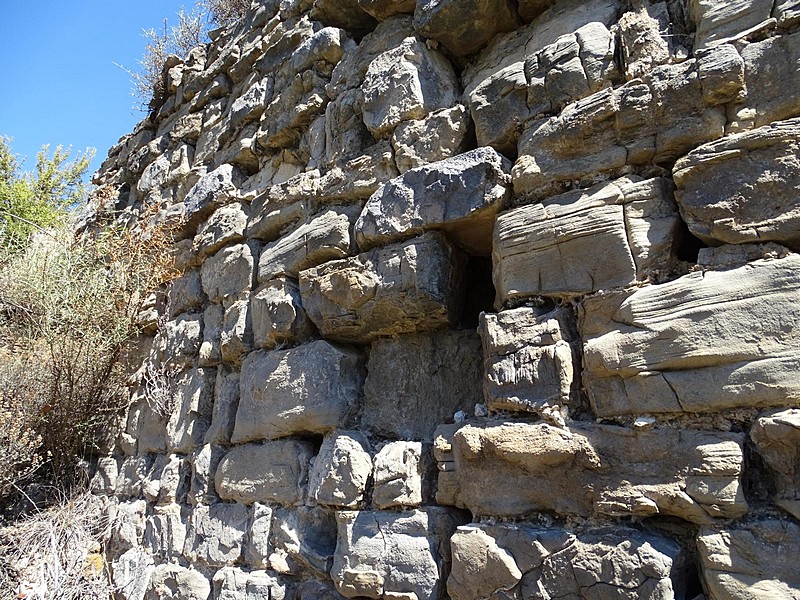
[
  {"xmin": 215, "ymin": 440, "xmax": 314, "ymax": 506},
  {"xmin": 690, "ymin": 0, "xmax": 775, "ymax": 50},
  {"xmin": 355, "ymin": 147, "xmax": 512, "ymax": 255},
  {"xmin": 192, "ymin": 201, "xmax": 249, "ymax": 260},
  {"xmin": 300, "ymin": 232, "xmax": 466, "ymax": 343},
  {"xmin": 212, "ymin": 567, "xmax": 288, "ymax": 600},
  {"xmin": 372, "ymin": 441, "xmax": 427, "ymax": 509},
  {"xmin": 435, "ymin": 421, "xmax": 746, "ymax": 522},
  {"xmin": 308, "ymin": 431, "xmax": 373, "ymax": 508},
  {"xmin": 233, "ymin": 341, "xmax": 365, "ymax": 442},
  {"xmin": 167, "ymin": 367, "xmax": 216, "ymax": 454},
  {"xmin": 391, "ymin": 105, "xmax": 471, "ymax": 174},
  {"xmin": 751, "ymin": 409, "xmax": 800, "ymax": 519},
  {"xmin": 201, "ymin": 242, "xmax": 257, "ymax": 304},
  {"xmin": 143, "ymin": 505, "xmax": 186, "ymax": 561},
  {"xmin": 269, "ymin": 506, "xmax": 338, "ymax": 576},
  {"xmin": 183, "ymin": 503, "xmax": 248, "ymax": 566},
  {"xmin": 581, "ymin": 254, "xmax": 800, "ymax": 416},
  {"xmin": 145, "ymin": 564, "xmax": 210, "ymax": 600},
  {"xmin": 183, "ymin": 164, "xmax": 245, "ymax": 232},
  {"xmin": 250, "ymin": 278, "xmax": 314, "ymax": 349}
]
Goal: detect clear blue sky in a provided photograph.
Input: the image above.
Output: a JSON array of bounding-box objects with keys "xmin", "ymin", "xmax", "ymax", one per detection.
[{"xmin": 0, "ymin": 0, "xmax": 197, "ymax": 179}]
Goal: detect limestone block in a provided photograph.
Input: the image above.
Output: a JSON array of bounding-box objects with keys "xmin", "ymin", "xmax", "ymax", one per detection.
[
  {"xmin": 204, "ymin": 368, "xmax": 239, "ymax": 445},
  {"xmin": 435, "ymin": 421, "xmax": 747, "ymax": 522},
  {"xmin": 269, "ymin": 506, "xmax": 338, "ymax": 576},
  {"xmin": 478, "ymin": 306, "xmax": 578, "ymax": 413},
  {"xmin": 674, "ymin": 118, "xmax": 800, "ymax": 249},
  {"xmin": 696, "ymin": 44, "xmax": 745, "ymax": 105},
  {"xmin": 355, "ymin": 147, "xmax": 512, "ymax": 255},
  {"xmin": 690, "ymin": 0, "xmax": 775, "ymax": 50},
  {"xmin": 143, "ymin": 505, "xmax": 187, "ymax": 561},
  {"xmin": 192, "ymin": 201, "xmax": 249, "ymax": 260},
  {"xmin": 201, "ymin": 242, "xmax": 257, "ymax": 304},
  {"xmin": 199, "ymin": 303, "xmax": 223, "ymax": 366},
  {"xmin": 618, "ymin": 3, "xmax": 672, "ymax": 80},
  {"xmin": 494, "ymin": 177, "xmax": 679, "ymax": 302},
  {"xmin": 357, "ymin": 0, "xmax": 414, "ymax": 20},
  {"xmin": 776, "ymin": 0, "xmax": 800, "ymax": 27},
  {"xmin": 361, "ymin": 37, "xmax": 459, "ymax": 137},
  {"xmin": 221, "ymin": 298, "xmax": 252, "ymax": 365},
  {"xmin": 391, "ymin": 105, "xmax": 471, "ymax": 173},
  {"xmin": 158, "ymin": 312, "xmax": 203, "ymax": 370},
  {"xmin": 112, "ymin": 499, "xmax": 148, "ymax": 552},
  {"xmin": 145, "ymin": 564, "xmax": 210, "ymax": 600},
  {"xmin": 751, "ymin": 409, "xmax": 800, "ymax": 519},
  {"xmin": 309, "ymin": 431, "xmax": 372, "ymax": 508},
  {"xmin": 184, "ymin": 503, "xmax": 248, "ymax": 566},
  {"xmin": 166, "ymin": 367, "xmax": 216, "ymax": 454},
  {"xmin": 331, "ymin": 508, "xmax": 463, "ymax": 600},
  {"xmin": 257, "ymin": 69, "xmax": 329, "ymax": 150},
  {"xmin": 215, "ymin": 440, "xmax": 315, "ymax": 505},
  {"xmin": 116, "ymin": 455, "xmax": 154, "ymax": 499},
  {"xmin": 300, "ymin": 232, "xmax": 466, "ymax": 343},
  {"xmin": 188, "ymin": 444, "xmax": 225, "ymax": 506},
  {"xmin": 257, "ymin": 207, "xmax": 356, "ymax": 283},
  {"xmin": 113, "ymin": 548, "xmax": 155, "ymax": 600},
  {"xmin": 413, "ymin": 0, "xmax": 519, "ymax": 57},
  {"xmin": 212, "ymin": 567, "xmax": 288, "ymax": 600},
  {"xmin": 136, "ymin": 402, "xmax": 168, "ymax": 455},
  {"xmin": 697, "ymin": 520, "xmax": 800, "ymax": 599},
  {"xmin": 448, "ymin": 524, "xmax": 685, "ymax": 600},
  {"xmin": 226, "ymin": 74, "xmax": 273, "ymax": 130},
  {"xmin": 250, "ymin": 279, "xmax": 314, "ymax": 350},
  {"xmin": 142, "ymin": 454, "xmax": 188, "ymax": 506},
  {"xmin": 372, "ymin": 441, "xmax": 426, "ymax": 509},
  {"xmin": 167, "ymin": 270, "xmax": 205, "ymax": 318},
  {"xmin": 299, "ymin": 580, "xmax": 350, "ymax": 600},
  {"xmin": 362, "ymin": 329, "xmax": 483, "ymax": 440},
  {"xmin": 91, "ymin": 457, "xmax": 119, "ymax": 496},
  {"xmin": 462, "ymin": 0, "xmax": 619, "ymax": 155},
  {"xmin": 245, "ymin": 503, "xmax": 273, "ymax": 569},
  {"xmin": 513, "ymin": 54, "xmax": 741, "ymax": 199},
  {"xmin": 581, "ymin": 254, "xmax": 800, "ymax": 417},
  {"xmin": 183, "ymin": 164, "xmax": 245, "ymax": 232},
  {"xmin": 233, "ymin": 341, "xmax": 365, "ymax": 442}
]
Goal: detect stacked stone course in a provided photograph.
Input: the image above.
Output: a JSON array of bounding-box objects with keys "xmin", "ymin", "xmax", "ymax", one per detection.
[{"xmin": 85, "ymin": 0, "xmax": 800, "ymax": 598}]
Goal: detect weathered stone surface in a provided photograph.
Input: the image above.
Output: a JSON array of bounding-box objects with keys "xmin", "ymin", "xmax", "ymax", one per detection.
[
  {"xmin": 112, "ymin": 499, "xmax": 148, "ymax": 552},
  {"xmin": 269, "ymin": 506, "xmax": 338, "ymax": 576},
  {"xmin": 212, "ymin": 567, "xmax": 288, "ymax": 600},
  {"xmin": 698, "ymin": 520, "xmax": 800, "ymax": 599},
  {"xmin": 355, "ymin": 147, "xmax": 512, "ymax": 255},
  {"xmin": 245, "ymin": 502, "xmax": 272, "ymax": 569},
  {"xmin": 183, "ymin": 502, "xmax": 248, "ymax": 566},
  {"xmin": 257, "ymin": 207, "xmax": 356, "ymax": 282},
  {"xmin": 462, "ymin": 0, "xmax": 620, "ymax": 155},
  {"xmin": 215, "ymin": 440, "xmax": 315, "ymax": 506},
  {"xmin": 513, "ymin": 50, "xmax": 743, "ymax": 199},
  {"xmin": 192, "ymin": 201, "xmax": 249, "ymax": 260},
  {"xmin": 674, "ymin": 118, "xmax": 800, "ymax": 249},
  {"xmin": 448, "ymin": 524, "xmax": 685, "ymax": 600},
  {"xmin": 184, "ymin": 164, "xmax": 245, "ymax": 232},
  {"xmin": 436, "ymin": 421, "xmax": 746, "ymax": 522},
  {"xmin": 362, "ymin": 329, "xmax": 483, "ymax": 440},
  {"xmin": 581, "ymin": 254, "xmax": 800, "ymax": 417},
  {"xmin": 113, "ymin": 547, "xmax": 155, "ymax": 600},
  {"xmin": 618, "ymin": 3, "xmax": 672, "ymax": 80},
  {"xmin": 729, "ymin": 32, "xmax": 800, "ymax": 131},
  {"xmin": 372, "ymin": 441, "xmax": 427, "ymax": 509},
  {"xmin": 91, "ymin": 456, "xmax": 119, "ymax": 495},
  {"xmin": 142, "ymin": 454, "xmax": 188, "ymax": 506},
  {"xmin": 204, "ymin": 368, "xmax": 239, "ymax": 445},
  {"xmin": 690, "ymin": 0, "xmax": 775, "ymax": 50},
  {"xmin": 478, "ymin": 306, "xmax": 578, "ymax": 413},
  {"xmin": 250, "ymin": 278, "xmax": 314, "ymax": 349},
  {"xmin": 391, "ymin": 105, "xmax": 470, "ymax": 174},
  {"xmin": 220, "ymin": 298, "xmax": 252, "ymax": 365},
  {"xmin": 199, "ymin": 303, "xmax": 223, "ymax": 366},
  {"xmin": 751, "ymin": 409, "xmax": 800, "ymax": 519},
  {"xmin": 158, "ymin": 312, "xmax": 203, "ymax": 370},
  {"xmin": 168, "ymin": 270, "xmax": 205, "ymax": 318},
  {"xmin": 167, "ymin": 367, "xmax": 216, "ymax": 453},
  {"xmin": 300, "ymin": 232, "xmax": 466, "ymax": 343},
  {"xmin": 143, "ymin": 505, "xmax": 187, "ymax": 560},
  {"xmin": 361, "ymin": 37, "xmax": 459, "ymax": 137},
  {"xmin": 188, "ymin": 444, "xmax": 225, "ymax": 506},
  {"xmin": 310, "ymin": 0, "xmax": 377, "ymax": 38},
  {"xmin": 331, "ymin": 509, "xmax": 463, "ymax": 600},
  {"xmin": 233, "ymin": 341, "xmax": 365, "ymax": 442},
  {"xmin": 116, "ymin": 456, "xmax": 154, "ymax": 498},
  {"xmin": 145, "ymin": 564, "xmax": 210, "ymax": 600},
  {"xmin": 413, "ymin": 0, "xmax": 519, "ymax": 57},
  {"xmin": 308, "ymin": 431, "xmax": 372, "ymax": 508},
  {"xmin": 494, "ymin": 177, "xmax": 679, "ymax": 302},
  {"xmin": 201, "ymin": 242, "xmax": 257, "ymax": 304}
]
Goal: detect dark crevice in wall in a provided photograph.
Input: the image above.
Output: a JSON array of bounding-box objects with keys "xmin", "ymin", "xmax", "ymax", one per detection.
[
  {"xmin": 458, "ymin": 255, "xmax": 496, "ymax": 329},
  {"xmin": 672, "ymin": 219, "xmax": 706, "ymax": 264}
]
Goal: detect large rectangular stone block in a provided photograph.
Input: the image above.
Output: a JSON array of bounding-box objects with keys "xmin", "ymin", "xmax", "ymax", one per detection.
[
  {"xmin": 435, "ymin": 421, "xmax": 746, "ymax": 523},
  {"xmin": 232, "ymin": 340, "xmax": 365, "ymax": 442},
  {"xmin": 581, "ymin": 254, "xmax": 800, "ymax": 416},
  {"xmin": 300, "ymin": 232, "xmax": 466, "ymax": 343},
  {"xmin": 493, "ymin": 177, "xmax": 679, "ymax": 302},
  {"xmin": 674, "ymin": 118, "xmax": 800, "ymax": 249},
  {"xmin": 478, "ymin": 306, "xmax": 578, "ymax": 413}
]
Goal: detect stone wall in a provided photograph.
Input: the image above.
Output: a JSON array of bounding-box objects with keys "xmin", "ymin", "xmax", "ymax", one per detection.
[{"xmin": 85, "ymin": 0, "xmax": 800, "ymax": 598}]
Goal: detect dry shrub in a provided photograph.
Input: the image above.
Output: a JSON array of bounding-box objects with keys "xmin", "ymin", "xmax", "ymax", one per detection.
[
  {"xmin": 0, "ymin": 210, "xmax": 179, "ymax": 497},
  {"xmin": 201, "ymin": 0, "xmax": 250, "ymax": 27},
  {"xmin": 0, "ymin": 493, "xmax": 112, "ymax": 600}
]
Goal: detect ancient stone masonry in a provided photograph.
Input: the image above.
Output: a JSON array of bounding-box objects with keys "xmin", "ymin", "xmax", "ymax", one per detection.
[{"xmin": 86, "ymin": 0, "xmax": 800, "ymax": 598}]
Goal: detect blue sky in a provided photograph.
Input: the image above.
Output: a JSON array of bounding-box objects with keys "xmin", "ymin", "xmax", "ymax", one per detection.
[{"xmin": 0, "ymin": 0, "xmax": 198, "ymax": 179}]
